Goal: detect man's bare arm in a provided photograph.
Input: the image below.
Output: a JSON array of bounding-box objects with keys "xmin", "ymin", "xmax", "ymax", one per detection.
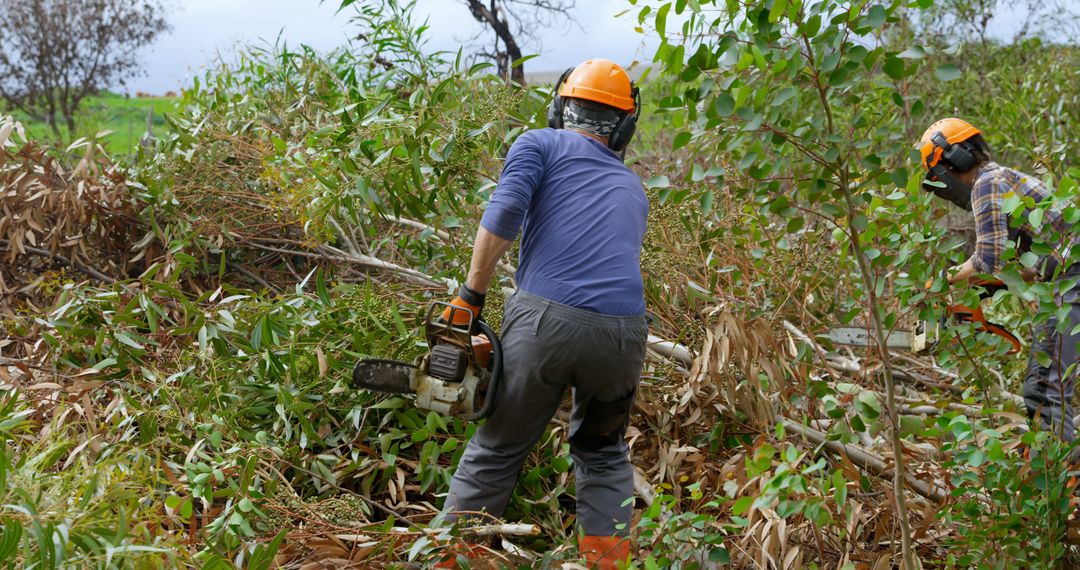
[
  {"xmin": 947, "ymin": 258, "xmax": 979, "ymax": 284},
  {"xmin": 466, "ymin": 226, "xmax": 514, "ymax": 293}
]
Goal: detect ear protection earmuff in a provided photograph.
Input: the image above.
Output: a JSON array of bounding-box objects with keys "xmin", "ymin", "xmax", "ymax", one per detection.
[
  {"xmin": 546, "ymin": 67, "xmax": 640, "ymax": 153},
  {"xmin": 607, "ymin": 86, "xmax": 640, "ymax": 153},
  {"xmin": 923, "ymin": 131, "xmax": 977, "ymax": 211},
  {"xmin": 931, "ymin": 132, "xmax": 978, "ymax": 173},
  {"xmin": 546, "ymin": 67, "xmax": 574, "ymax": 130}
]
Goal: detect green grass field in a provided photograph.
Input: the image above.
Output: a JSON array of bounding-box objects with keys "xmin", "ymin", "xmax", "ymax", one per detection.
[{"xmin": 3, "ymin": 91, "xmax": 177, "ymax": 155}]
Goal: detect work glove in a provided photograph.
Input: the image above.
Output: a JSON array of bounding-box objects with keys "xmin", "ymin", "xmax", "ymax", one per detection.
[{"xmin": 439, "ymin": 284, "xmax": 485, "ymax": 330}]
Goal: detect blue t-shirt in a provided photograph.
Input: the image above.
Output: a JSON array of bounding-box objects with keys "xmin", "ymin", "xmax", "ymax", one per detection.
[{"xmin": 480, "ymin": 128, "xmax": 648, "ymax": 316}]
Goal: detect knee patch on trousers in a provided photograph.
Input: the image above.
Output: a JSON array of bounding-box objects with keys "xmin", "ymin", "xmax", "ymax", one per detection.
[{"xmin": 571, "ymin": 389, "xmax": 636, "ymax": 452}]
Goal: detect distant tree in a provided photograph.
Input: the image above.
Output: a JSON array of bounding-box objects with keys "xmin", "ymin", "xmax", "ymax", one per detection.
[
  {"xmin": 462, "ymin": 0, "xmax": 577, "ymax": 84},
  {"xmin": 0, "ymin": 0, "xmax": 171, "ymax": 138}
]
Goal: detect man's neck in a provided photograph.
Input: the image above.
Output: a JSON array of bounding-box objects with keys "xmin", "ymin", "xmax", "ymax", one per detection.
[
  {"xmin": 568, "ymin": 128, "xmax": 608, "ymax": 146},
  {"xmin": 958, "ymin": 161, "xmax": 991, "ymax": 188}
]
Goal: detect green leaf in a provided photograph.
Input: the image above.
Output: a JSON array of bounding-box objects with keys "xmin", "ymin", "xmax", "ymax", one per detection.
[
  {"xmin": 656, "ymin": 2, "xmax": 671, "ymax": 37},
  {"xmin": 883, "ymin": 57, "xmax": 904, "ymax": 80},
  {"xmin": 1030, "ymin": 207, "xmax": 1044, "ymax": 229},
  {"xmin": 673, "ymin": 131, "xmax": 692, "ymax": 150},
  {"xmin": 114, "ymin": 331, "xmax": 145, "ymax": 350},
  {"xmin": 768, "ymin": 0, "xmax": 788, "ymax": 23},
  {"xmin": 897, "ymin": 46, "xmax": 926, "ymax": 59},
  {"xmin": 645, "ymin": 175, "xmax": 671, "ymax": 189},
  {"xmin": 732, "ymin": 495, "xmax": 753, "ymax": 515},
  {"xmin": 712, "ymin": 93, "xmax": 735, "ymax": 117},
  {"xmin": 510, "ymin": 54, "xmax": 539, "ymax": 68},
  {"xmin": 1002, "ymin": 192, "xmax": 1023, "ymax": 214},
  {"xmin": 935, "ymin": 64, "xmax": 962, "ymax": 82},
  {"xmin": 709, "ymin": 547, "xmax": 731, "ymax": 563},
  {"xmin": 862, "ymin": 5, "xmax": 887, "ymax": 29},
  {"xmin": 772, "ymin": 87, "xmax": 797, "ymax": 107}
]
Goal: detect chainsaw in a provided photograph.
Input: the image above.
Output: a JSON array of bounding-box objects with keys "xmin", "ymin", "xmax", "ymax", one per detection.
[
  {"xmin": 352, "ymin": 302, "xmax": 502, "ymax": 420},
  {"xmin": 823, "ymin": 278, "xmax": 1021, "ymax": 354}
]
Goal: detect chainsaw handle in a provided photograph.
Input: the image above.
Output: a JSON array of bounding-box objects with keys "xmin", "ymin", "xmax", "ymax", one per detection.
[
  {"xmin": 946, "ymin": 304, "xmax": 1021, "ymax": 355},
  {"xmin": 466, "ymin": 319, "xmax": 502, "ymax": 421},
  {"xmin": 970, "ymin": 278, "xmax": 1007, "ymax": 298},
  {"xmin": 427, "ymin": 301, "xmax": 475, "ymax": 331}
]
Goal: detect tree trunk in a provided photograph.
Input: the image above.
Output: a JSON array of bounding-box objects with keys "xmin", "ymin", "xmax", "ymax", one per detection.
[{"xmin": 466, "ymin": 0, "xmax": 526, "ymax": 84}]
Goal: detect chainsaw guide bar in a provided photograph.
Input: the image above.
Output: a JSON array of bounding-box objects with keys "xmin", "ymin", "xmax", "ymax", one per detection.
[
  {"xmin": 351, "ymin": 358, "xmax": 417, "ymax": 394},
  {"xmin": 822, "ymin": 321, "xmax": 937, "ymax": 353}
]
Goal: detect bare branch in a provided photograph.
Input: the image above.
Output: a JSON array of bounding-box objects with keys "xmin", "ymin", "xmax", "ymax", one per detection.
[{"xmin": 461, "ymin": 0, "xmax": 577, "ymax": 83}]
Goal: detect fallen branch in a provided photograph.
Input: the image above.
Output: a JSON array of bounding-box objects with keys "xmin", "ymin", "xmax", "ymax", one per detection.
[
  {"xmin": 245, "ymin": 241, "xmax": 445, "ymax": 288},
  {"xmin": 335, "ymin": 523, "xmax": 539, "ymax": 538},
  {"xmin": 780, "ymin": 416, "xmax": 948, "ymax": 502},
  {"xmin": 647, "ymin": 335, "xmax": 694, "ymax": 369}
]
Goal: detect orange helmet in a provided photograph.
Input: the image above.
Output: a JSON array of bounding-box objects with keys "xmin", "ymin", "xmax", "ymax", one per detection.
[
  {"xmin": 918, "ymin": 118, "xmax": 981, "ymax": 170},
  {"xmin": 557, "ymin": 59, "xmax": 636, "ymax": 113}
]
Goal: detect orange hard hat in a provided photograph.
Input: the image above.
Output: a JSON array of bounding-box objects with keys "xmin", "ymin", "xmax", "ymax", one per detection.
[
  {"xmin": 558, "ymin": 59, "xmax": 636, "ymax": 113},
  {"xmin": 918, "ymin": 118, "xmax": 981, "ymax": 170}
]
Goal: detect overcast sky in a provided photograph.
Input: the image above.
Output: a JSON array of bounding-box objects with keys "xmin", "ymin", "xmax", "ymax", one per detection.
[{"xmin": 130, "ymin": 0, "xmax": 658, "ymax": 94}]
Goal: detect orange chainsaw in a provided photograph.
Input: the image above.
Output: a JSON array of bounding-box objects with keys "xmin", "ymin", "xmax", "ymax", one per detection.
[{"xmin": 351, "ymin": 302, "xmax": 502, "ymax": 420}]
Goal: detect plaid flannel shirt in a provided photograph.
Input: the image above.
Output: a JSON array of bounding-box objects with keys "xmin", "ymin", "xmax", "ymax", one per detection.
[{"xmin": 969, "ymin": 162, "xmax": 1069, "ymax": 277}]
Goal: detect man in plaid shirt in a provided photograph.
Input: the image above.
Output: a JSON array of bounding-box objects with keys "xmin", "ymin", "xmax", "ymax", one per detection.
[{"xmin": 919, "ymin": 118, "xmax": 1078, "ymax": 445}]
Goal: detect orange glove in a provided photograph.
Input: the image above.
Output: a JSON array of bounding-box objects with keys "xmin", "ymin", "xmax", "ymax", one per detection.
[{"xmin": 439, "ymin": 284, "xmax": 485, "ymax": 328}]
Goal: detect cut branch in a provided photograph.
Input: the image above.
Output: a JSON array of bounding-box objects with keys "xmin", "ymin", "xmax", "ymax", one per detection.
[{"xmin": 781, "ymin": 416, "xmax": 947, "ymax": 502}]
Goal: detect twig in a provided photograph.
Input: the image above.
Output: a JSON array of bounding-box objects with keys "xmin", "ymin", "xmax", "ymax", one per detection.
[
  {"xmin": 226, "ymin": 261, "xmax": 277, "ymax": 292},
  {"xmin": 378, "ymin": 213, "xmax": 451, "ymax": 242},
  {"xmin": 328, "ymin": 216, "xmax": 362, "ymax": 256},
  {"xmin": 1, "ymin": 240, "xmax": 118, "ymax": 284}
]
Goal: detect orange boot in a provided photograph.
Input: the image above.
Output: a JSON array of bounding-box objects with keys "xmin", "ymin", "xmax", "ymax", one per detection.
[{"xmin": 578, "ymin": 535, "xmax": 631, "ymax": 570}]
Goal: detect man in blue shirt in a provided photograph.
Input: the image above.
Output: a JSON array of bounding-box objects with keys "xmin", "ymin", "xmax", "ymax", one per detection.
[{"xmin": 438, "ymin": 59, "xmax": 648, "ymax": 569}]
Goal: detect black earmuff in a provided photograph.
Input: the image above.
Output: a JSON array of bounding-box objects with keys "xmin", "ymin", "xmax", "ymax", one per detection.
[
  {"xmin": 546, "ymin": 67, "xmax": 574, "ymax": 129},
  {"xmin": 931, "ymin": 131, "xmax": 977, "ymax": 173},
  {"xmin": 607, "ymin": 85, "xmax": 640, "ymax": 153}
]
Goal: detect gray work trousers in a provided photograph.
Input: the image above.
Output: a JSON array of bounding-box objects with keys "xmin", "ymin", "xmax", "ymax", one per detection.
[
  {"xmin": 443, "ymin": 290, "xmax": 648, "ymax": 536},
  {"xmin": 1023, "ymin": 268, "xmax": 1080, "ymax": 442}
]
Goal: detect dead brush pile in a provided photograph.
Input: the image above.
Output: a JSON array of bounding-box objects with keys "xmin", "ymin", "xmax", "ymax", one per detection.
[{"xmin": 0, "ymin": 117, "xmax": 141, "ymax": 358}]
